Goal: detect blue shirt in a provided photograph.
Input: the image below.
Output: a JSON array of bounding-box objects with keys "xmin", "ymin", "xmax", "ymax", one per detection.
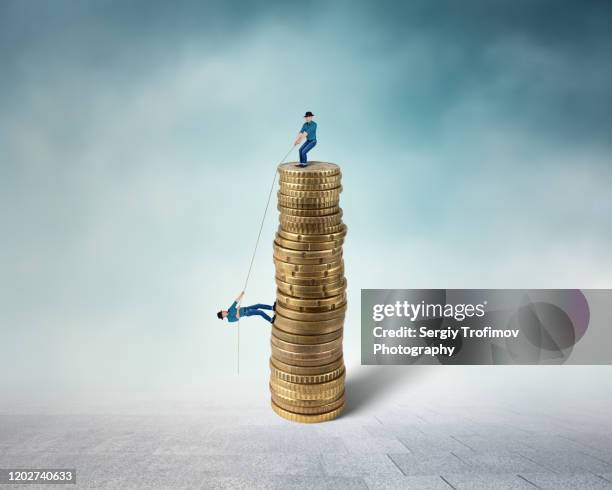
[
  {"xmin": 300, "ymin": 121, "xmax": 317, "ymax": 141},
  {"xmin": 226, "ymin": 301, "xmax": 244, "ymax": 323}
]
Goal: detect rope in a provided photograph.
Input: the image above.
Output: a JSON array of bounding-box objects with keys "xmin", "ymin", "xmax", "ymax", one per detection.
[{"xmin": 236, "ymin": 143, "xmax": 296, "ymax": 375}]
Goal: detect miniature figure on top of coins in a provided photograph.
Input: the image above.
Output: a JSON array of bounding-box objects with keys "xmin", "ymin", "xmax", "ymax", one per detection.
[{"xmin": 293, "ymin": 111, "xmax": 317, "ymax": 167}]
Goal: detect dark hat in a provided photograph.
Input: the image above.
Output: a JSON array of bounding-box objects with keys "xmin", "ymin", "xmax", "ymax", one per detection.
[{"xmin": 304, "ymin": 111, "xmax": 314, "ymax": 117}]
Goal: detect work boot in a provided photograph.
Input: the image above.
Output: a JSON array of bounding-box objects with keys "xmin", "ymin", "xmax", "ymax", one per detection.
[
  {"xmin": 273, "ymin": 301, "xmax": 276, "ymax": 311},
  {"xmin": 271, "ymin": 314, "xmax": 276, "ymax": 324}
]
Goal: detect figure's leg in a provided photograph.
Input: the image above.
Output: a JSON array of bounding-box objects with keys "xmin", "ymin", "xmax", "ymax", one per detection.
[
  {"xmin": 248, "ymin": 309, "xmax": 273, "ymax": 323},
  {"xmin": 302, "ymin": 140, "xmax": 317, "ymax": 164},
  {"xmin": 247, "ymin": 303, "xmax": 273, "ymax": 310},
  {"xmin": 299, "ymin": 140, "xmax": 309, "ymax": 163}
]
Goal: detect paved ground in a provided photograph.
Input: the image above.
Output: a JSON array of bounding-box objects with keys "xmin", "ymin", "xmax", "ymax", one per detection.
[{"xmin": 2, "ymin": 367, "xmax": 612, "ymax": 489}]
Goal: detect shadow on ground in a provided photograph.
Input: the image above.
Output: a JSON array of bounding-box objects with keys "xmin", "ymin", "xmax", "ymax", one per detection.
[{"xmin": 343, "ymin": 365, "xmax": 424, "ymax": 416}]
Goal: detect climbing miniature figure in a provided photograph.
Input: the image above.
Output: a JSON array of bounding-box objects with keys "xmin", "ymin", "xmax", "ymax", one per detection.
[
  {"xmin": 293, "ymin": 111, "xmax": 317, "ymax": 167},
  {"xmin": 217, "ymin": 291, "xmax": 276, "ymax": 324}
]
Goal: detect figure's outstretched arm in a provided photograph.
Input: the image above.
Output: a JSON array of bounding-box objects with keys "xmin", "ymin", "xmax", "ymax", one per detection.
[
  {"xmin": 294, "ymin": 132, "xmax": 306, "ymax": 146},
  {"xmin": 235, "ymin": 291, "xmax": 245, "ymax": 303}
]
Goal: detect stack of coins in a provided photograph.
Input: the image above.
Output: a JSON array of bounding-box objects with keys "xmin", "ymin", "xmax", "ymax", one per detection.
[{"xmin": 270, "ymin": 161, "xmax": 347, "ymax": 423}]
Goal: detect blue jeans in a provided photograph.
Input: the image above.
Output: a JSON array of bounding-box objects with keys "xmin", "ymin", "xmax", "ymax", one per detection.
[
  {"xmin": 299, "ymin": 139, "xmax": 317, "ymax": 164},
  {"xmin": 241, "ymin": 303, "xmax": 274, "ymax": 323}
]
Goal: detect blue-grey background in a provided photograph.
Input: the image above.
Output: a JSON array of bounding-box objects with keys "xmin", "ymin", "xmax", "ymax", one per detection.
[{"xmin": 2, "ymin": 0, "xmax": 612, "ymax": 395}]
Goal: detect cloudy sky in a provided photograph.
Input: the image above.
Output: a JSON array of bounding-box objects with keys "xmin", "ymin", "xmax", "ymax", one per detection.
[{"xmin": 1, "ymin": 0, "xmax": 611, "ymax": 393}]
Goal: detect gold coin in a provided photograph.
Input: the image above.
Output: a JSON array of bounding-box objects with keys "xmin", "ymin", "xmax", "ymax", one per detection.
[
  {"xmin": 271, "ymin": 326, "xmax": 343, "ymax": 345},
  {"xmin": 277, "ymin": 193, "xmax": 339, "ymax": 208},
  {"xmin": 271, "ymin": 335, "xmax": 343, "ymax": 354},
  {"xmin": 276, "ymin": 296, "xmax": 346, "ymax": 313},
  {"xmin": 272, "ymin": 318, "xmax": 344, "ymax": 335},
  {"xmin": 269, "ymin": 380, "xmax": 344, "ymax": 400},
  {"xmin": 279, "ymin": 177, "xmax": 340, "ymax": 186},
  {"xmin": 277, "ymin": 225, "xmax": 347, "ymax": 243},
  {"xmin": 279, "ymin": 221, "xmax": 343, "ymax": 234},
  {"xmin": 275, "ymin": 272, "xmax": 344, "ymax": 286},
  {"xmin": 279, "ymin": 170, "xmax": 342, "ymax": 181},
  {"xmin": 275, "ymin": 274, "xmax": 344, "ymax": 287},
  {"xmin": 279, "ymin": 216, "xmax": 343, "ymax": 229},
  {"xmin": 279, "ymin": 218, "xmax": 343, "ymax": 229},
  {"xmin": 273, "ymin": 245, "xmax": 342, "ymax": 261},
  {"xmin": 271, "ymin": 349, "xmax": 343, "ymax": 366},
  {"xmin": 276, "ymin": 283, "xmax": 347, "ymax": 301},
  {"xmin": 270, "ymin": 340, "xmax": 342, "ymax": 365},
  {"xmin": 276, "ymin": 265, "xmax": 344, "ymax": 284},
  {"xmin": 278, "ymin": 167, "xmax": 342, "ymax": 178},
  {"xmin": 271, "ymin": 355, "xmax": 343, "ymax": 368},
  {"xmin": 270, "ymin": 386, "xmax": 345, "ymax": 406},
  {"xmin": 274, "ymin": 234, "xmax": 344, "ymax": 251},
  {"xmin": 271, "ymin": 388, "xmax": 344, "ymax": 407},
  {"xmin": 273, "ymin": 253, "xmax": 343, "ymax": 267},
  {"xmin": 274, "ymin": 243, "xmax": 342, "ymax": 259},
  {"xmin": 271, "ymin": 371, "xmax": 345, "ymax": 393},
  {"xmin": 275, "ymin": 263, "xmax": 344, "ymax": 277},
  {"xmin": 278, "ymin": 226, "xmax": 343, "ymax": 237},
  {"xmin": 277, "ymin": 203, "xmax": 340, "ymax": 212},
  {"xmin": 278, "ymin": 186, "xmax": 342, "ymax": 199},
  {"xmin": 279, "ymin": 223, "xmax": 345, "ymax": 235},
  {"xmin": 279, "ymin": 180, "xmax": 342, "ymax": 191},
  {"xmin": 277, "ymin": 204, "xmax": 340, "ymax": 217},
  {"xmin": 274, "ymin": 276, "xmax": 346, "ymax": 290},
  {"xmin": 287, "ymin": 286, "xmax": 345, "ymax": 299},
  {"xmin": 274, "ymin": 257, "xmax": 343, "ymax": 270},
  {"xmin": 275, "ymin": 278, "xmax": 347, "ymax": 298},
  {"xmin": 274, "ymin": 302, "xmax": 346, "ymax": 320},
  {"xmin": 271, "ymin": 341, "xmax": 343, "ymax": 358},
  {"xmin": 276, "ymin": 289, "xmax": 345, "ymax": 305},
  {"xmin": 278, "ymin": 161, "xmax": 341, "ymax": 178},
  {"xmin": 275, "ymin": 301, "xmax": 347, "ymax": 314},
  {"xmin": 278, "ymin": 211, "xmax": 343, "ymax": 226},
  {"xmin": 270, "ymin": 359, "xmax": 345, "ymax": 383},
  {"xmin": 279, "ymin": 181, "xmax": 341, "ymax": 191},
  {"xmin": 280, "ymin": 170, "xmax": 342, "ymax": 180},
  {"xmin": 271, "ymin": 346, "xmax": 343, "ymax": 362},
  {"xmin": 270, "ymin": 401, "xmax": 344, "ymax": 424},
  {"xmin": 280, "ymin": 211, "xmax": 343, "ymax": 226},
  {"xmin": 271, "ymin": 350, "xmax": 344, "ymax": 367},
  {"xmin": 271, "ymin": 393, "xmax": 345, "ymax": 415},
  {"xmin": 277, "ymin": 189, "xmax": 339, "ymax": 201},
  {"xmin": 279, "ymin": 183, "xmax": 341, "ymax": 193},
  {"xmin": 274, "ymin": 258, "xmax": 343, "ymax": 271},
  {"xmin": 271, "ymin": 343, "xmax": 344, "ymax": 362},
  {"xmin": 271, "ymin": 400, "xmax": 344, "ymax": 423},
  {"xmin": 273, "ymin": 243, "xmax": 342, "ymax": 260},
  {"xmin": 277, "ymin": 294, "xmax": 345, "ymax": 307},
  {"xmin": 274, "ymin": 263, "xmax": 345, "ymax": 279},
  {"xmin": 270, "ymin": 355, "xmax": 344, "ymax": 375},
  {"xmin": 274, "ymin": 233, "xmax": 343, "ymax": 250}
]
